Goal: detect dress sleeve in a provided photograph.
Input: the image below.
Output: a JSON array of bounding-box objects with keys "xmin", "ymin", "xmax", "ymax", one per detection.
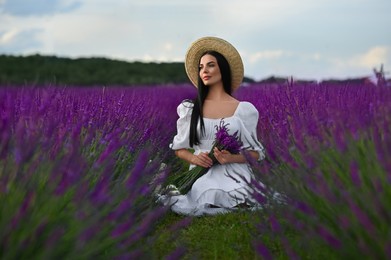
[
  {"xmin": 238, "ymin": 102, "xmax": 266, "ymax": 161},
  {"xmin": 169, "ymin": 101, "xmax": 194, "ymax": 150}
]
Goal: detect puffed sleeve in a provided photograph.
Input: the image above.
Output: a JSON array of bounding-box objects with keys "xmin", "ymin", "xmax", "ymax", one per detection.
[
  {"xmin": 237, "ymin": 102, "xmax": 266, "ymax": 161},
  {"xmin": 169, "ymin": 101, "xmax": 194, "ymax": 150}
]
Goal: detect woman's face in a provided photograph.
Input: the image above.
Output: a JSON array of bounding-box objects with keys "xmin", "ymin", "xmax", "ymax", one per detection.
[{"xmin": 199, "ymin": 54, "xmax": 222, "ymax": 86}]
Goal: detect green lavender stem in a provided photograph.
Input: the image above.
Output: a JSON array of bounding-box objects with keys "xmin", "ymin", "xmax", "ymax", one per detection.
[{"xmin": 168, "ymin": 145, "xmax": 218, "ymax": 194}]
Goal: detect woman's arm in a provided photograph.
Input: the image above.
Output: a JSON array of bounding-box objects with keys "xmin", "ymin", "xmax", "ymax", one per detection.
[
  {"xmin": 175, "ymin": 148, "xmax": 259, "ymax": 167},
  {"xmin": 213, "ymin": 148, "xmax": 259, "ymax": 164},
  {"xmin": 175, "ymin": 149, "xmax": 213, "ymax": 168}
]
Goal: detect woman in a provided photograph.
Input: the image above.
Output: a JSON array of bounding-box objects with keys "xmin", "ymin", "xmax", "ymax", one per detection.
[{"xmin": 159, "ymin": 36, "xmax": 266, "ymax": 216}]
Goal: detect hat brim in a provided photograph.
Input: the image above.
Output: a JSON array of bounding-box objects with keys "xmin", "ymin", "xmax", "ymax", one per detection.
[{"xmin": 185, "ymin": 36, "xmax": 244, "ymax": 90}]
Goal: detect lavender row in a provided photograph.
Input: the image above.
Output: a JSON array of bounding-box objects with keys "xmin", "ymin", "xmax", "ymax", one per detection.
[{"xmin": 0, "ymin": 85, "xmax": 194, "ymax": 258}]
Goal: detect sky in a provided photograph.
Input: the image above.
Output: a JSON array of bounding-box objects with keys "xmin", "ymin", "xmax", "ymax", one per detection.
[{"xmin": 0, "ymin": 0, "xmax": 390, "ymax": 81}]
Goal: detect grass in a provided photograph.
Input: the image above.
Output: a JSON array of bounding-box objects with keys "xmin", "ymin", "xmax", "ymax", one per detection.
[
  {"xmin": 150, "ymin": 209, "xmax": 338, "ymax": 260},
  {"xmin": 151, "ymin": 211, "xmax": 264, "ymax": 259}
]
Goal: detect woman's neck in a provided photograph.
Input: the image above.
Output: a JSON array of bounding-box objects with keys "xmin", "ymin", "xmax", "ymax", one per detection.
[{"xmin": 206, "ymin": 84, "xmax": 231, "ymax": 101}]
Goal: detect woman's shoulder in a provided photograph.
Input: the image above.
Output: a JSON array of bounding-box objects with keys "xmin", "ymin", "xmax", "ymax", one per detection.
[
  {"xmin": 236, "ymin": 101, "xmax": 259, "ymax": 129},
  {"xmin": 177, "ymin": 99, "xmax": 194, "ymax": 117},
  {"xmin": 181, "ymin": 99, "xmax": 194, "ymax": 106},
  {"xmin": 235, "ymin": 101, "xmax": 259, "ymax": 123},
  {"xmin": 178, "ymin": 99, "xmax": 194, "ymax": 110},
  {"xmin": 238, "ymin": 101, "xmax": 258, "ymax": 115}
]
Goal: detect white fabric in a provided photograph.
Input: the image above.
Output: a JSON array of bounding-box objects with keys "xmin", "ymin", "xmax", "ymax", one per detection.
[{"xmin": 161, "ymin": 100, "xmax": 266, "ymax": 216}]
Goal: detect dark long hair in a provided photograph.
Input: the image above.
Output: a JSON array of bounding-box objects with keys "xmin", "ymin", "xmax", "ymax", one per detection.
[{"xmin": 189, "ymin": 51, "xmax": 233, "ymax": 147}]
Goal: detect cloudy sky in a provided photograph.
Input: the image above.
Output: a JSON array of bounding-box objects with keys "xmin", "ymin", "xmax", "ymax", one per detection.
[{"xmin": 0, "ymin": 0, "xmax": 390, "ymax": 81}]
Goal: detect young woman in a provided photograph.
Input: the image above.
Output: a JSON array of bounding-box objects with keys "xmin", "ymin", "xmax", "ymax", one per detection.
[{"xmin": 159, "ymin": 36, "xmax": 266, "ymax": 216}]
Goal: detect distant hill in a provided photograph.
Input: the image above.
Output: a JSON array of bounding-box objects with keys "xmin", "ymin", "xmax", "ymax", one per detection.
[{"xmin": 0, "ymin": 54, "xmax": 255, "ymax": 86}]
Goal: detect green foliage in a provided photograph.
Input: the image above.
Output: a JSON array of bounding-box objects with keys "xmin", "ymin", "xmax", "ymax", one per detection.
[
  {"xmin": 152, "ymin": 211, "xmax": 263, "ymax": 259},
  {"xmin": 0, "ymin": 54, "xmax": 188, "ymax": 86},
  {"xmin": 0, "ymin": 54, "xmax": 257, "ymax": 86}
]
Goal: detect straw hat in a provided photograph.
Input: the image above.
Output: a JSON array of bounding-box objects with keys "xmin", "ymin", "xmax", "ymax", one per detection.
[{"xmin": 184, "ymin": 36, "xmax": 244, "ymax": 90}]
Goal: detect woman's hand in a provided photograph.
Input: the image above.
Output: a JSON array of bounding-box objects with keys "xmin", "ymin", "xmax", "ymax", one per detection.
[
  {"xmin": 213, "ymin": 147, "xmax": 233, "ymax": 165},
  {"xmin": 191, "ymin": 152, "xmax": 213, "ymax": 168}
]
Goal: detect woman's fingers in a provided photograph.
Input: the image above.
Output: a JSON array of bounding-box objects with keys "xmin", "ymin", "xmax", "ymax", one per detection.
[
  {"xmin": 213, "ymin": 148, "xmax": 230, "ymax": 164},
  {"xmin": 193, "ymin": 150, "xmax": 233, "ymax": 167},
  {"xmin": 200, "ymin": 152, "xmax": 213, "ymax": 167},
  {"xmin": 194, "ymin": 152, "xmax": 213, "ymax": 168},
  {"xmin": 213, "ymin": 147, "xmax": 222, "ymax": 163}
]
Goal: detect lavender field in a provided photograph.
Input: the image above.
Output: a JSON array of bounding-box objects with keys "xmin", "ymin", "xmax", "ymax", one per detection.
[{"xmin": 0, "ymin": 81, "xmax": 390, "ymax": 259}]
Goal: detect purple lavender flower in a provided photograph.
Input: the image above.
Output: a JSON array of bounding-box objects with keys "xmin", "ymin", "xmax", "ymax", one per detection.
[
  {"xmin": 214, "ymin": 120, "xmax": 243, "ymax": 154},
  {"xmin": 317, "ymin": 225, "xmax": 341, "ymax": 249},
  {"xmin": 349, "ymin": 161, "xmax": 361, "ymax": 187},
  {"xmin": 268, "ymin": 214, "xmax": 281, "ymax": 232},
  {"xmin": 255, "ymin": 242, "xmax": 273, "ymax": 260}
]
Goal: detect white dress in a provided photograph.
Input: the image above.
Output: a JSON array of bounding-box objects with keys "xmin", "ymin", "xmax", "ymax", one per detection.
[{"xmin": 158, "ymin": 100, "xmax": 266, "ymax": 216}]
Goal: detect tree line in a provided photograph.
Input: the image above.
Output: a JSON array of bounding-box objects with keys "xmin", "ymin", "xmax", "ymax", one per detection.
[
  {"xmin": 0, "ymin": 54, "xmax": 257, "ymax": 86},
  {"xmin": 0, "ymin": 54, "xmax": 193, "ymax": 86},
  {"xmin": 5, "ymin": 54, "xmax": 380, "ymax": 87}
]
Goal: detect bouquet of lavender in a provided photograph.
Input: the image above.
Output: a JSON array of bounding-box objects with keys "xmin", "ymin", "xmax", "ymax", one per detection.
[{"xmin": 166, "ymin": 120, "xmax": 243, "ymax": 194}]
